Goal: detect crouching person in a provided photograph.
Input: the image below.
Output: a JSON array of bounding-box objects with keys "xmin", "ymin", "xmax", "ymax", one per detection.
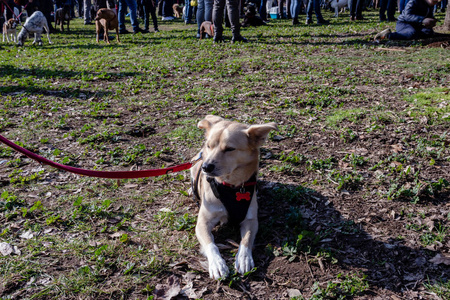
[{"xmin": 374, "ymin": 0, "xmax": 440, "ymax": 41}]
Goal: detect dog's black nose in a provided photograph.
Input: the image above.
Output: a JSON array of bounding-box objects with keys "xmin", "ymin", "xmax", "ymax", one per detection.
[{"xmin": 202, "ymin": 163, "xmax": 215, "ymax": 173}]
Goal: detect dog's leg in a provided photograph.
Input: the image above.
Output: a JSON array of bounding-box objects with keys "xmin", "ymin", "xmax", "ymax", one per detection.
[
  {"xmin": 105, "ymin": 22, "xmax": 110, "ymax": 44},
  {"xmin": 3, "ymin": 32, "xmax": 7, "ymax": 43},
  {"xmin": 196, "ymin": 212, "xmax": 229, "ymax": 279},
  {"xmin": 235, "ymin": 197, "xmax": 258, "ymax": 274},
  {"xmin": 105, "ymin": 27, "xmax": 110, "ymax": 44},
  {"xmin": 115, "ymin": 27, "xmax": 120, "ymax": 43},
  {"xmin": 43, "ymin": 21, "xmax": 53, "ymax": 44},
  {"xmin": 334, "ymin": 7, "xmax": 339, "ymax": 17}
]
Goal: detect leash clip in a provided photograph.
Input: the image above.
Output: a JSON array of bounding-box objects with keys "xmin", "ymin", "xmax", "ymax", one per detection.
[{"xmin": 190, "ymin": 151, "xmax": 203, "ymax": 164}]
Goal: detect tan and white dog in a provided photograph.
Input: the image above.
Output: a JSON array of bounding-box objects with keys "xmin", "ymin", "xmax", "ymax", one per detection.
[
  {"xmin": 190, "ymin": 115, "xmax": 277, "ymax": 279},
  {"xmin": 3, "ymin": 18, "xmax": 19, "ymax": 43}
]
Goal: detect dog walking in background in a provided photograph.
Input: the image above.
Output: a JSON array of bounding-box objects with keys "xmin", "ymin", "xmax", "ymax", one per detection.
[
  {"xmin": 173, "ymin": 4, "xmax": 183, "ymax": 18},
  {"xmin": 95, "ymin": 8, "xmax": 120, "ymax": 44},
  {"xmin": 17, "ymin": 11, "xmax": 53, "ymax": 46},
  {"xmin": 55, "ymin": 4, "xmax": 71, "ymax": 32},
  {"xmin": 329, "ymin": 0, "xmax": 350, "ymax": 17},
  {"xmin": 190, "ymin": 115, "xmax": 277, "ymax": 279},
  {"xmin": 3, "ymin": 18, "xmax": 19, "ymax": 43},
  {"xmin": 199, "ymin": 21, "xmax": 214, "ymax": 39}
]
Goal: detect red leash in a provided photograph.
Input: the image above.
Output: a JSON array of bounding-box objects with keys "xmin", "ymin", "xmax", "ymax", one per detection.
[{"xmin": 0, "ymin": 134, "xmax": 194, "ymax": 179}]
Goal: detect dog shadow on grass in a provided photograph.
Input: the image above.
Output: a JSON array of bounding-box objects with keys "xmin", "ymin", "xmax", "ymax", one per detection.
[{"xmin": 214, "ymin": 180, "xmax": 449, "ymax": 297}]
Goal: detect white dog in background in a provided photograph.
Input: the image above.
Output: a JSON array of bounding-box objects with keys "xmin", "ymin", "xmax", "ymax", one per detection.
[
  {"xmin": 17, "ymin": 11, "xmax": 52, "ymax": 46},
  {"xmin": 330, "ymin": 0, "xmax": 349, "ymax": 17}
]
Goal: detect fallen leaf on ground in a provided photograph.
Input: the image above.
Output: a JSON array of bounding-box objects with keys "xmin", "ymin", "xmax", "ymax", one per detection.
[{"xmin": 429, "ymin": 254, "xmax": 450, "ymax": 266}]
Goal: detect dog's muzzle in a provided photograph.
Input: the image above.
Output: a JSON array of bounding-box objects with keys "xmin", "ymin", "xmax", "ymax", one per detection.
[{"xmin": 202, "ymin": 162, "xmax": 215, "ymax": 174}]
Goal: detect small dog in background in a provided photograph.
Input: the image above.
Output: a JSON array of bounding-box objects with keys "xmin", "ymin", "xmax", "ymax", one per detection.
[
  {"xmin": 241, "ymin": 3, "xmax": 266, "ymax": 27},
  {"xmin": 95, "ymin": 8, "xmax": 120, "ymax": 44},
  {"xmin": 3, "ymin": 18, "xmax": 19, "ymax": 43},
  {"xmin": 329, "ymin": 0, "xmax": 349, "ymax": 17},
  {"xmin": 173, "ymin": 4, "xmax": 183, "ymax": 18},
  {"xmin": 17, "ymin": 11, "xmax": 52, "ymax": 46},
  {"xmin": 199, "ymin": 21, "xmax": 214, "ymax": 39},
  {"xmin": 55, "ymin": 4, "xmax": 71, "ymax": 32}
]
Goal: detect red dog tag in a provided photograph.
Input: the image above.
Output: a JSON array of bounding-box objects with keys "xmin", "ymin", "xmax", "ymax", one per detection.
[{"xmin": 236, "ymin": 192, "xmax": 251, "ymax": 201}]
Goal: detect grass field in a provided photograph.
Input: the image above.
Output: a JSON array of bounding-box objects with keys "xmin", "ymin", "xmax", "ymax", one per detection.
[{"xmin": 1, "ymin": 8, "xmax": 450, "ymax": 299}]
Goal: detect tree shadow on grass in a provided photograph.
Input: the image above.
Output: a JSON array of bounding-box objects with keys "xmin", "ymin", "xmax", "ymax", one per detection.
[
  {"xmin": 217, "ymin": 180, "xmax": 450, "ymax": 297},
  {"xmin": 0, "ymin": 64, "xmax": 139, "ymax": 80},
  {"xmin": 0, "ymin": 64, "xmax": 142, "ymax": 97}
]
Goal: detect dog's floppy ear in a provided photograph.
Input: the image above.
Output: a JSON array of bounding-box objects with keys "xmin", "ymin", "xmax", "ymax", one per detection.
[
  {"xmin": 198, "ymin": 115, "xmax": 224, "ymax": 133},
  {"xmin": 246, "ymin": 122, "xmax": 278, "ymax": 148}
]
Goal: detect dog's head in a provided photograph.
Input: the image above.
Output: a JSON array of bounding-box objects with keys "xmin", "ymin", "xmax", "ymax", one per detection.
[
  {"xmin": 62, "ymin": 5, "xmax": 71, "ymax": 18},
  {"xmin": 6, "ymin": 18, "xmax": 19, "ymax": 29},
  {"xmin": 17, "ymin": 28, "xmax": 27, "ymax": 46},
  {"xmin": 245, "ymin": 3, "xmax": 257, "ymax": 16},
  {"xmin": 198, "ymin": 115, "xmax": 277, "ymax": 183},
  {"xmin": 95, "ymin": 8, "xmax": 114, "ymax": 21}
]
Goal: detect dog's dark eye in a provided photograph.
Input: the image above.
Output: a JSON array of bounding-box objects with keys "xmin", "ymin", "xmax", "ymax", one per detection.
[{"xmin": 224, "ymin": 147, "xmax": 235, "ymax": 152}]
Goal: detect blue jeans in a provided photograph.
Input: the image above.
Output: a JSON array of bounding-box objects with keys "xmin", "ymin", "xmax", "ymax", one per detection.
[
  {"xmin": 185, "ymin": 0, "xmax": 193, "ymax": 22},
  {"xmin": 259, "ymin": 0, "xmax": 267, "ymax": 21},
  {"xmin": 142, "ymin": 0, "xmax": 158, "ymax": 30},
  {"xmin": 306, "ymin": 0, "xmax": 324, "ymax": 22},
  {"xmin": 349, "ymin": 0, "xmax": 362, "ymax": 18},
  {"xmin": 290, "ymin": 0, "xmax": 301, "ymax": 20},
  {"xmin": 118, "ymin": 0, "xmax": 139, "ymax": 30},
  {"xmin": 390, "ymin": 21, "xmax": 433, "ymax": 40},
  {"xmin": 197, "ymin": 0, "xmax": 213, "ymax": 32},
  {"xmin": 162, "ymin": 0, "xmax": 173, "ymax": 17},
  {"xmin": 379, "ymin": 0, "xmax": 395, "ymax": 20},
  {"xmin": 399, "ymin": 0, "xmax": 409, "ymax": 12}
]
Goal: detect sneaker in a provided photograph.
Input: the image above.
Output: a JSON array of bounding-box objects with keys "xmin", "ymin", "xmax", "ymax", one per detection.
[
  {"xmin": 162, "ymin": 16, "xmax": 175, "ymax": 21},
  {"xmin": 317, "ymin": 19, "xmax": 329, "ymax": 25},
  {"xmin": 355, "ymin": 15, "xmax": 364, "ymax": 20},
  {"xmin": 374, "ymin": 28, "xmax": 391, "ymax": 41},
  {"xmin": 196, "ymin": 33, "xmax": 201, "ymax": 38},
  {"xmin": 305, "ymin": 18, "xmax": 313, "ymax": 25},
  {"xmin": 84, "ymin": 21, "xmax": 93, "ymax": 25},
  {"xmin": 292, "ymin": 18, "xmax": 299, "ymax": 25},
  {"xmin": 387, "ymin": 17, "xmax": 397, "ymax": 22},
  {"xmin": 119, "ymin": 29, "xmax": 130, "ymax": 34},
  {"xmin": 154, "ymin": 29, "xmax": 159, "ymax": 33}
]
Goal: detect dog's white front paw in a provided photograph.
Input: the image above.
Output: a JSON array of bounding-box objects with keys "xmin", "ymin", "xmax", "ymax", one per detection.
[
  {"xmin": 204, "ymin": 243, "xmax": 229, "ymax": 279},
  {"xmin": 235, "ymin": 245, "xmax": 254, "ymax": 274},
  {"xmin": 209, "ymin": 257, "xmax": 229, "ymax": 279}
]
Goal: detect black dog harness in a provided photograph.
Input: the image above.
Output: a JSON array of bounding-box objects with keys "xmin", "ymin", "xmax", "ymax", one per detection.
[{"xmin": 191, "ymin": 167, "xmax": 257, "ymax": 225}]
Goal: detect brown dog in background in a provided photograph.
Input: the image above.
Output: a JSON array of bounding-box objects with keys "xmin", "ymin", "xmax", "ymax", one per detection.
[
  {"xmin": 199, "ymin": 21, "xmax": 214, "ymax": 39},
  {"xmin": 173, "ymin": 4, "xmax": 183, "ymax": 18},
  {"xmin": 55, "ymin": 4, "xmax": 71, "ymax": 32},
  {"xmin": 95, "ymin": 8, "xmax": 120, "ymax": 44}
]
